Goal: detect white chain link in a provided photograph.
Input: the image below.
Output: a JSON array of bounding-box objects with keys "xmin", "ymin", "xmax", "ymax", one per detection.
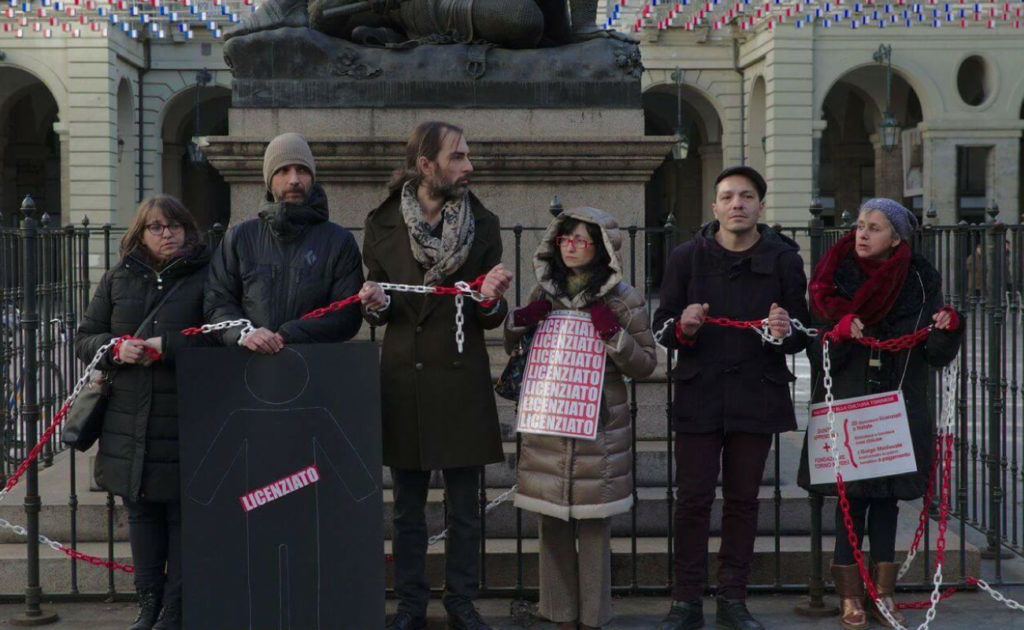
[
  {"xmin": 188, "ymin": 318, "xmax": 256, "ymax": 346},
  {"xmin": 0, "ymin": 516, "xmax": 67, "ymax": 553},
  {"xmin": 791, "ymin": 319, "xmax": 819, "ymax": 338},
  {"xmin": 454, "ymin": 294, "xmax": 465, "ymax": 354},
  {"xmin": 373, "ymin": 280, "xmax": 491, "ymax": 355},
  {"xmin": 973, "ymin": 578, "xmax": 1024, "ymax": 612},
  {"xmin": 426, "ymin": 484, "xmax": 518, "ymax": 546}
]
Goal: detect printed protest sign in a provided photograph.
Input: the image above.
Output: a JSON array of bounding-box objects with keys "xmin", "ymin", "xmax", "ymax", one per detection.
[
  {"xmin": 807, "ymin": 391, "xmax": 917, "ymax": 485},
  {"xmin": 516, "ymin": 310, "xmax": 606, "ymax": 441}
]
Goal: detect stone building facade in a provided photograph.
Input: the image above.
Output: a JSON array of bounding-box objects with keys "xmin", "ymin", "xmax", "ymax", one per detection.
[{"xmin": 1, "ymin": 20, "xmax": 1021, "ymax": 235}]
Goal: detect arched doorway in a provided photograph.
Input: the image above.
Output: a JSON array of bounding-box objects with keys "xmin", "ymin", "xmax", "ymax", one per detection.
[
  {"xmin": 643, "ymin": 84, "xmax": 724, "ymax": 288},
  {"xmin": 0, "ymin": 67, "xmax": 60, "ymax": 224},
  {"xmin": 818, "ymin": 67, "xmax": 924, "ymax": 225},
  {"xmin": 160, "ymin": 85, "xmax": 231, "ymax": 229}
]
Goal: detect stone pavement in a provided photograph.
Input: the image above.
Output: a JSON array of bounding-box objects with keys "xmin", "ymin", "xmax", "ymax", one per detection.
[{"xmin": 5, "ymin": 588, "xmax": 1024, "ymax": 629}]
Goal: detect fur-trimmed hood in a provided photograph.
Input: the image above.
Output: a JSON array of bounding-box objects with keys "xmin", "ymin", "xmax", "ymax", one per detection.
[{"xmin": 533, "ymin": 206, "xmax": 624, "ymax": 309}]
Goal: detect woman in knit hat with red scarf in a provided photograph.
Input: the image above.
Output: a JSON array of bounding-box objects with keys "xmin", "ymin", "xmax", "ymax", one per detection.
[{"xmin": 797, "ymin": 198, "xmax": 963, "ymax": 630}]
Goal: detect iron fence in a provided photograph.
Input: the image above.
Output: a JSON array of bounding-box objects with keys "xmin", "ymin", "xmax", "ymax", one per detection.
[{"xmin": 0, "ymin": 193, "xmax": 1022, "ymax": 605}]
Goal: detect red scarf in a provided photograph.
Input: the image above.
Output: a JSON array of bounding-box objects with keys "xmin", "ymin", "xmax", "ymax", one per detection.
[{"xmin": 809, "ymin": 231, "xmax": 911, "ymax": 325}]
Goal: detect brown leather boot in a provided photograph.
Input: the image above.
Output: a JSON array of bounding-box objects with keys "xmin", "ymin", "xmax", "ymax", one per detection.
[
  {"xmin": 866, "ymin": 561, "xmax": 908, "ymax": 627},
  {"xmin": 830, "ymin": 563, "xmax": 869, "ymax": 630}
]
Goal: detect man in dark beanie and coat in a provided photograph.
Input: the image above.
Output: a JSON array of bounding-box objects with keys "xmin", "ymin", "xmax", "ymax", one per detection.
[
  {"xmin": 358, "ymin": 121, "xmax": 512, "ymax": 630},
  {"xmin": 652, "ymin": 166, "xmax": 811, "ymax": 630},
  {"xmin": 204, "ymin": 132, "xmax": 364, "ymax": 349}
]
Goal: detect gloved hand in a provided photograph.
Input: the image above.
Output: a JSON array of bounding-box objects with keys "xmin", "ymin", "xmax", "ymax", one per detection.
[
  {"xmin": 589, "ymin": 302, "xmax": 621, "ymax": 341},
  {"xmin": 827, "ymin": 313, "xmax": 861, "ymax": 344},
  {"xmin": 512, "ymin": 299, "xmax": 552, "ymax": 328},
  {"xmin": 934, "ymin": 306, "xmax": 961, "ymax": 332}
]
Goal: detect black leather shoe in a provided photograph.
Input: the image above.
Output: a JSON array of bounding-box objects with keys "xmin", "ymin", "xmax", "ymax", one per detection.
[
  {"xmin": 128, "ymin": 589, "xmax": 162, "ymax": 630},
  {"xmin": 655, "ymin": 600, "xmax": 705, "ymax": 630},
  {"xmin": 387, "ymin": 612, "xmax": 427, "ymax": 630},
  {"xmin": 445, "ymin": 602, "xmax": 493, "ymax": 630},
  {"xmin": 715, "ymin": 598, "xmax": 764, "ymax": 630}
]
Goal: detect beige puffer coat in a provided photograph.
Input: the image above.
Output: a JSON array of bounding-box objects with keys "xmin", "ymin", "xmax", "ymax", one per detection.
[{"xmin": 506, "ymin": 207, "xmax": 657, "ymax": 521}]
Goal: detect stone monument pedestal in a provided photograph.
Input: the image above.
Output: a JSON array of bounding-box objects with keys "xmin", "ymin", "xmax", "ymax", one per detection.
[{"xmin": 204, "ymin": 28, "xmax": 672, "ymax": 294}]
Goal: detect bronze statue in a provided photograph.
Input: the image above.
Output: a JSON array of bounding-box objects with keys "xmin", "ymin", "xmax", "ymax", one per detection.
[{"xmin": 225, "ymin": 0, "xmax": 625, "ymax": 47}]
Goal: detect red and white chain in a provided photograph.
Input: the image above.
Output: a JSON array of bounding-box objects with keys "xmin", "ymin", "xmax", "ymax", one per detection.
[
  {"xmin": 652, "ymin": 316, "xmax": 818, "ymax": 349},
  {"xmin": 899, "ymin": 362, "xmax": 959, "ymax": 580},
  {"xmin": 823, "ymin": 339, "xmax": 956, "ymax": 630},
  {"xmin": 0, "ymin": 336, "xmax": 137, "ymax": 573},
  {"xmin": 181, "ymin": 318, "xmax": 256, "ymax": 344}
]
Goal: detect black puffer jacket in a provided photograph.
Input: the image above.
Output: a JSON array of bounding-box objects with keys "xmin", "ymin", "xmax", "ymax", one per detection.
[
  {"xmin": 74, "ymin": 247, "xmax": 215, "ymax": 502},
  {"xmin": 797, "ymin": 253, "xmax": 964, "ymax": 500},
  {"xmin": 204, "ymin": 185, "xmax": 363, "ymax": 345}
]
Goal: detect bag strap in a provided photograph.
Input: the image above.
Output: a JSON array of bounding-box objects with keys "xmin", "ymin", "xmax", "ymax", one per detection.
[{"xmin": 133, "ymin": 279, "xmax": 186, "ymax": 338}]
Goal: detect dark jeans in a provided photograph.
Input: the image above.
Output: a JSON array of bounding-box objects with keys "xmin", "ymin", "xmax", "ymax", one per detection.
[
  {"xmin": 392, "ymin": 466, "xmax": 481, "ymax": 618},
  {"xmin": 833, "ymin": 497, "xmax": 899, "ymax": 564},
  {"xmin": 124, "ymin": 498, "xmax": 181, "ymax": 604},
  {"xmin": 672, "ymin": 431, "xmax": 773, "ymax": 602}
]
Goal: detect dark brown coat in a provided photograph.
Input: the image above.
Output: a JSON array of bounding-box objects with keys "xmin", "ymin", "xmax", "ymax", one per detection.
[{"xmin": 362, "ymin": 191, "xmax": 508, "ymax": 470}]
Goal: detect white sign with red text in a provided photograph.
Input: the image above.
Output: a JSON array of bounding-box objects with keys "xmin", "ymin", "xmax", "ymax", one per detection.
[
  {"xmin": 807, "ymin": 391, "xmax": 917, "ymax": 485},
  {"xmin": 516, "ymin": 310, "xmax": 606, "ymax": 441}
]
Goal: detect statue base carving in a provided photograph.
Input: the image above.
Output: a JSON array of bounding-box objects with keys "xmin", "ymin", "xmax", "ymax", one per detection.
[{"xmin": 224, "ymin": 27, "xmax": 643, "ymax": 109}]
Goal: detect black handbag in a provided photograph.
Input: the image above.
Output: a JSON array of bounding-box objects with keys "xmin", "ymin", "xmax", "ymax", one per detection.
[
  {"xmin": 61, "ymin": 370, "xmax": 111, "ymax": 451},
  {"xmin": 494, "ymin": 330, "xmax": 535, "ymax": 402},
  {"xmin": 62, "ymin": 281, "xmax": 184, "ymax": 452}
]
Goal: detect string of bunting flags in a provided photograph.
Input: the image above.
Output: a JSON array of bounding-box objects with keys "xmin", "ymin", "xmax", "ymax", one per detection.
[
  {"xmin": 601, "ymin": 0, "xmax": 1024, "ymax": 33},
  {"xmin": 0, "ymin": 0, "xmax": 258, "ymax": 39}
]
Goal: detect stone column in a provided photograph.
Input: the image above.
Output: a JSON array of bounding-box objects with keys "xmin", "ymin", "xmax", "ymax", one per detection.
[
  {"xmin": 0, "ymin": 131, "xmax": 8, "ymax": 218},
  {"xmin": 699, "ymin": 143, "xmax": 723, "ymax": 223},
  {"xmin": 762, "ymin": 28, "xmax": 814, "ymax": 224},
  {"xmin": 871, "ymin": 133, "xmax": 904, "ymax": 202},
  {"xmin": 987, "ymin": 137, "xmax": 1020, "ymax": 223},
  {"xmin": 53, "ymin": 121, "xmax": 70, "ymax": 225},
  {"xmin": 922, "ymin": 133, "xmax": 958, "ymax": 224}
]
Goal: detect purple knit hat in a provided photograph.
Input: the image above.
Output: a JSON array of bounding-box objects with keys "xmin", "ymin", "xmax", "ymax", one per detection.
[{"xmin": 859, "ymin": 198, "xmax": 918, "ymax": 241}]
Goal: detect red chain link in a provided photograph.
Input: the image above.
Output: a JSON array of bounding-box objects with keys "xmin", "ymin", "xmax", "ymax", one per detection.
[
  {"xmin": 301, "ymin": 295, "xmax": 363, "ymax": 320},
  {"xmin": 3, "ymin": 406, "xmax": 68, "ymax": 495},
  {"xmin": 905, "ymin": 437, "xmax": 943, "ymax": 562},
  {"xmin": 705, "ymin": 314, "xmax": 932, "ymax": 353},
  {"xmin": 704, "ymin": 316, "xmax": 763, "ymax": 330},
  {"xmin": 59, "ymin": 547, "xmax": 134, "ymax": 574},
  {"xmin": 822, "ymin": 325, "xmax": 931, "ymax": 352},
  {"xmin": 836, "ymin": 430, "xmax": 961, "ymax": 611}
]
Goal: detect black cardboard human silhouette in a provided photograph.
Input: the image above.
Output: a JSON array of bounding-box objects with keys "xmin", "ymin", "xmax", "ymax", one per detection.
[{"xmin": 178, "ymin": 343, "xmax": 383, "ymax": 630}]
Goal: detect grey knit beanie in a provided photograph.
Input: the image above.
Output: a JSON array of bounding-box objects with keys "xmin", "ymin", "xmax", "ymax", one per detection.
[
  {"xmin": 860, "ymin": 198, "xmax": 918, "ymax": 241},
  {"xmin": 263, "ymin": 133, "xmax": 316, "ymax": 190}
]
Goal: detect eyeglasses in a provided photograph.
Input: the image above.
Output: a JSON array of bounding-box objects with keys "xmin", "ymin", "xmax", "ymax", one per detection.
[
  {"xmin": 145, "ymin": 223, "xmax": 184, "ymax": 235},
  {"xmin": 555, "ymin": 236, "xmax": 592, "ymax": 249}
]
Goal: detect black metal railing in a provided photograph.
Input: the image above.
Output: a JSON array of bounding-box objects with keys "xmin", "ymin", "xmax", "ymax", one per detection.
[{"xmin": 1, "ymin": 193, "xmax": 1022, "ymax": 605}]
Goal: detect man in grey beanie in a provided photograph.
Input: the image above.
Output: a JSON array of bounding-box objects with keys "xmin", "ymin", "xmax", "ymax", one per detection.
[{"xmin": 204, "ymin": 132, "xmax": 363, "ymax": 351}]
